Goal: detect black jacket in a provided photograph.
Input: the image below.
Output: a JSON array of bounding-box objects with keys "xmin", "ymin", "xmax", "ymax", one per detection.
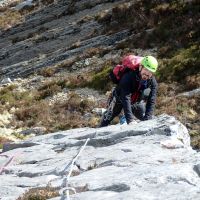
[{"xmin": 116, "ymin": 69, "xmax": 158, "ymax": 123}]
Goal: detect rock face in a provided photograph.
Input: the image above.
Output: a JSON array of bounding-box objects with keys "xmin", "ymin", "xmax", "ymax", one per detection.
[
  {"xmin": 0, "ymin": 115, "xmax": 200, "ymax": 200},
  {"xmin": 0, "ymin": 0, "xmax": 130, "ymax": 79}
]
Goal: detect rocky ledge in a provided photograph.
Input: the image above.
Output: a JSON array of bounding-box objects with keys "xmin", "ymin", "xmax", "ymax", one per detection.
[{"xmin": 0, "ymin": 114, "xmax": 200, "ymax": 200}]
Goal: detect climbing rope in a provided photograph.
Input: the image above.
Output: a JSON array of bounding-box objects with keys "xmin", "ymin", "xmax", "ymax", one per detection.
[
  {"xmin": 59, "ymin": 138, "xmax": 90, "ymax": 200},
  {"xmin": 0, "ymin": 154, "xmax": 16, "ymax": 175}
]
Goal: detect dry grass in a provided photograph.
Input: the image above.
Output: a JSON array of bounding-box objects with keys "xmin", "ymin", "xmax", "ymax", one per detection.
[
  {"xmin": 87, "ymin": 161, "xmax": 98, "ymax": 170},
  {"xmin": 96, "ymin": 2, "xmax": 149, "ymax": 34},
  {"xmin": 0, "ymin": 76, "xmax": 102, "ymax": 132},
  {"xmin": 39, "ymin": 67, "xmax": 57, "ymax": 77},
  {"xmin": 14, "ymin": 100, "xmax": 50, "ymax": 127},
  {"xmin": 37, "ymin": 81, "xmax": 64, "ymax": 99},
  {"xmin": 156, "ymin": 83, "xmax": 199, "ymax": 117},
  {"xmin": 17, "ymin": 186, "xmax": 59, "ymax": 200},
  {"xmin": 16, "ymin": 167, "xmax": 87, "ymax": 199},
  {"xmin": 157, "ymin": 45, "xmax": 200, "ymax": 82},
  {"xmin": 67, "ymin": 0, "xmax": 78, "ymax": 15},
  {"xmin": 66, "ymin": 74, "xmax": 89, "ymax": 89},
  {"xmin": 77, "ymin": 15, "xmax": 94, "ymax": 24},
  {"xmin": 191, "ymin": 135, "xmax": 200, "ymax": 150},
  {"xmin": 0, "ymin": 136, "xmax": 13, "ymax": 149},
  {"xmin": 11, "ymin": 26, "xmax": 49, "ymax": 44},
  {"xmin": 54, "ymin": 57, "xmax": 78, "ymax": 71},
  {"xmin": 156, "ymin": 82, "xmax": 200, "ymax": 149},
  {"xmin": 68, "ymin": 40, "xmax": 81, "ymax": 50},
  {"xmin": 0, "ymin": 84, "xmax": 33, "ymax": 107},
  {"xmin": 12, "ymin": 91, "xmax": 99, "ymax": 132},
  {"xmin": 185, "ymin": 74, "xmax": 200, "ymax": 91},
  {"xmin": 0, "ymin": 8, "xmax": 23, "ymax": 30},
  {"xmin": 83, "ymin": 47, "xmax": 107, "ymax": 57}
]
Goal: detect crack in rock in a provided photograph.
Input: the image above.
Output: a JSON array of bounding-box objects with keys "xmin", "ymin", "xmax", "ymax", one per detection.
[
  {"xmin": 92, "ymin": 183, "xmax": 130, "ymax": 193},
  {"xmin": 166, "ymin": 176, "xmax": 196, "ymax": 186},
  {"xmin": 98, "ymin": 160, "xmax": 116, "ymax": 167},
  {"xmin": 21, "ymin": 160, "xmax": 38, "ymax": 164},
  {"xmin": 193, "ymin": 164, "xmax": 200, "ymax": 178},
  {"xmin": 88, "ymin": 137, "xmax": 128, "ymax": 147},
  {"xmin": 17, "ymin": 171, "xmax": 46, "ymax": 178},
  {"xmin": 86, "ymin": 129, "xmax": 151, "ymax": 148},
  {"xmin": 3, "ymin": 142, "xmax": 39, "ymax": 152},
  {"xmin": 16, "ymin": 185, "xmax": 30, "ymax": 188},
  {"xmin": 121, "ymin": 149, "xmax": 132, "ymax": 153},
  {"xmin": 52, "ymin": 141, "xmax": 85, "ymax": 152},
  {"xmin": 53, "ymin": 134, "xmax": 66, "ymax": 140},
  {"xmin": 21, "ymin": 158, "xmax": 52, "ymax": 165}
]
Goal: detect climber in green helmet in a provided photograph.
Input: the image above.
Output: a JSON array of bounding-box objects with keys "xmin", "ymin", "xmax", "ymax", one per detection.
[
  {"xmin": 100, "ymin": 55, "xmax": 158, "ymax": 127},
  {"xmin": 139, "ymin": 56, "xmax": 158, "ymax": 81},
  {"xmin": 141, "ymin": 56, "xmax": 158, "ymax": 73}
]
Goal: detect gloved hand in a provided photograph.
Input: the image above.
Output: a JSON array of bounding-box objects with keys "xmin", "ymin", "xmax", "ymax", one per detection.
[{"xmin": 142, "ymin": 115, "xmax": 152, "ymax": 121}]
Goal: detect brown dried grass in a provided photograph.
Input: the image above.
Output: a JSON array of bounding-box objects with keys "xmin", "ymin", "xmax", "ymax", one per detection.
[
  {"xmin": 17, "ymin": 186, "xmax": 59, "ymax": 200},
  {"xmin": 0, "ymin": 8, "xmax": 23, "ymax": 30}
]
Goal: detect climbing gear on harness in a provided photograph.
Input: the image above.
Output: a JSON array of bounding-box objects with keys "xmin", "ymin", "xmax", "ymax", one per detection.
[{"xmin": 103, "ymin": 88, "xmax": 117, "ymax": 121}]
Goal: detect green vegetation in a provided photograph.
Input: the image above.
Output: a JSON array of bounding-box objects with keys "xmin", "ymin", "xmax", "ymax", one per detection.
[
  {"xmin": 12, "ymin": 132, "xmax": 26, "ymax": 140},
  {"xmin": 157, "ymin": 45, "xmax": 200, "ymax": 82},
  {"xmin": 151, "ymin": 1, "xmax": 200, "ymax": 83},
  {"xmin": 152, "ymin": 1, "xmax": 199, "ymax": 46},
  {"xmin": 85, "ymin": 66, "xmax": 113, "ymax": 92},
  {"xmin": 0, "ymin": 83, "xmax": 100, "ymax": 132},
  {"xmin": 99, "ymin": 0, "xmax": 199, "ymax": 78},
  {"xmin": 0, "ymin": 85, "xmax": 34, "ymax": 107},
  {"xmin": 57, "ymin": 64, "xmax": 114, "ymax": 92}
]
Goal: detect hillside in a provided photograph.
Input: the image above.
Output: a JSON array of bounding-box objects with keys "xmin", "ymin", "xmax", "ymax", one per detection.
[{"xmin": 0, "ymin": 0, "xmax": 199, "ymax": 149}]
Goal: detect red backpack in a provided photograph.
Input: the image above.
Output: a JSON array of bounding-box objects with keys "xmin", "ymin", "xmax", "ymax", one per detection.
[{"xmin": 109, "ymin": 55, "xmax": 143, "ymax": 84}]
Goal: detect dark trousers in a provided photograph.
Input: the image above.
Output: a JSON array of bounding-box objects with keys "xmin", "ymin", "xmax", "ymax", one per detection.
[{"xmin": 100, "ymin": 89, "xmax": 146, "ymax": 127}]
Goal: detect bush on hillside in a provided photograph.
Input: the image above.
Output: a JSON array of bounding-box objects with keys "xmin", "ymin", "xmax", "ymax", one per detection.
[
  {"xmin": 0, "ymin": 136, "xmax": 12, "ymax": 149},
  {"xmin": 157, "ymin": 45, "xmax": 200, "ymax": 82},
  {"xmin": 85, "ymin": 66, "xmax": 113, "ymax": 92},
  {"xmin": 0, "ymin": 8, "xmax": 23, "ymax": 30},
  {"xmin": 0, "ymin": 85, "xmax": 34, "ymax": 107},
  {"xmin": 13, "ymin": 91, "xmax": 99, "ymax": 132}
]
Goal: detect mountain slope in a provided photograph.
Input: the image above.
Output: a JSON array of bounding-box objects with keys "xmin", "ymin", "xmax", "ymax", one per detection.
[{"xmin": 0, "ymin": 0, "xmax": 199, "ymax": 149}]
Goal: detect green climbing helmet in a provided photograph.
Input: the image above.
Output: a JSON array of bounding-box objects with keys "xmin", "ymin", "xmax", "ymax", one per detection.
[{"xmin": 141, "ymin": 56, "xmax": 158, "ymax": 73}]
